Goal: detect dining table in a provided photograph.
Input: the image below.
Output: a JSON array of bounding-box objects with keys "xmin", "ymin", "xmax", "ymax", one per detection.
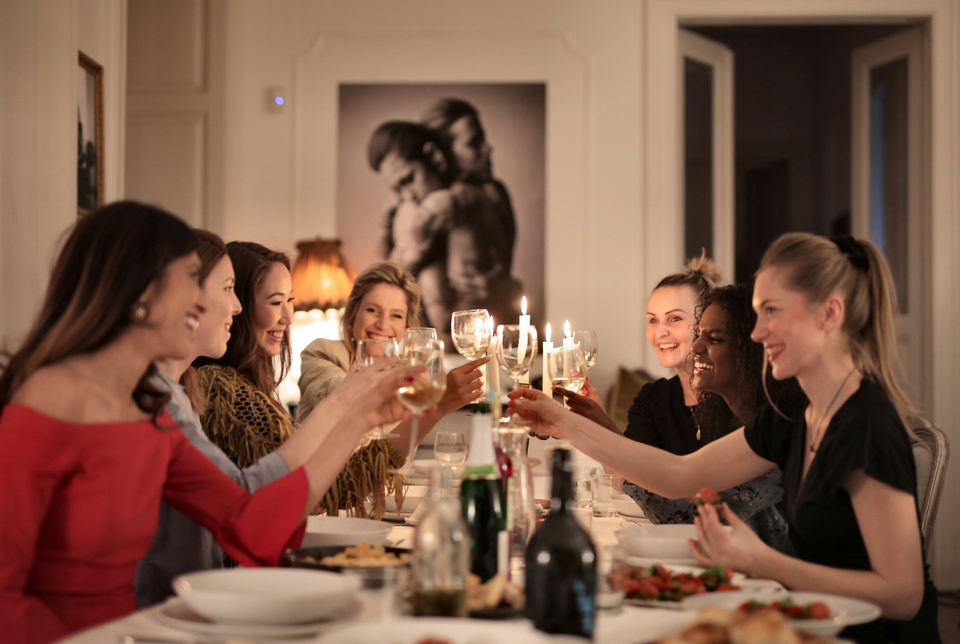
[{"xmin": 57, "ymin": 508, "xmax": 786, "ymax": 644}]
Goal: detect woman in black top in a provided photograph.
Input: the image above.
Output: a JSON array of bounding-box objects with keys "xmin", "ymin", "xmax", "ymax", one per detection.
[{"xmin": 512, "ymin": 233, "xmax": 939, "ymax": 643}]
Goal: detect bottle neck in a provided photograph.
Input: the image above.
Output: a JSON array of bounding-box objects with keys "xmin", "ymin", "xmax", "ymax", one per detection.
[
  {"xmin": 464, "ymin": 406, "xmax": 497, "ymax": 477},
  {"xmin": 550, "ymin": 465, "xmax": 574, "ymax": 513}
]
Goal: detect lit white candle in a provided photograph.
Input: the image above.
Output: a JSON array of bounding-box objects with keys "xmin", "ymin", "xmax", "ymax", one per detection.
[
  {"xmin": 487, "ymin": 327, "xmax": 502, "ymax": 419},
  {"xmin": 563, "ymin": 320, "xmax": 574, "ymax": 347},
  {"xmin": 518, "ymin": 296, "xmax": 530, "ymax": 385},
  {"xmin": 542, "ymin": 322, "xmax": 554, "ymax": 393}
]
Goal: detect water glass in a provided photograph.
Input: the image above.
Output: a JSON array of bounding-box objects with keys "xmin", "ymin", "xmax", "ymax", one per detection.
[{"xmin": 591, "ymin": 474, "xmax": 623, "ymax": 517}]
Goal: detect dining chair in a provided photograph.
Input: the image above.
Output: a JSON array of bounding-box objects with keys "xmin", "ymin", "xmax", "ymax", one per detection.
[{"xmin": 909, "ymin": 418, "xmax": 950, "ymax": 549}]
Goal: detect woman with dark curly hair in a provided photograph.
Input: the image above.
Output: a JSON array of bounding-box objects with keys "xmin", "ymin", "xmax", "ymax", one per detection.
[{"xmin": 623, "ymin": 285, "xmax": 792, "ymax": 554}]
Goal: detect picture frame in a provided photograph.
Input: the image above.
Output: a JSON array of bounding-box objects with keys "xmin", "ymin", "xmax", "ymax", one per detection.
[{"xmin": 78, "ymin": 51, "xmax": 104, "ymax": 217}]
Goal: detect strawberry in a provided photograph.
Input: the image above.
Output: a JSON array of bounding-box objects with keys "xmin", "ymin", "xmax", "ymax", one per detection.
[{"xmin": 695, "ymin": 487, "xmax": 721, "ymax": 506}]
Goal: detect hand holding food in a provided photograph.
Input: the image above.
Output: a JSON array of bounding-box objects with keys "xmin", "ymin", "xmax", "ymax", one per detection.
[{"xmin": 694, "ymin": 486, "xmax": 721, "ymax": 507}]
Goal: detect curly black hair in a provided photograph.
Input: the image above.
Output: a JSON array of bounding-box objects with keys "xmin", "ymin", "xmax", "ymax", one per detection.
[{"xmin": 691, "ymin": 284, "xmax": 788, "ymax": 437}]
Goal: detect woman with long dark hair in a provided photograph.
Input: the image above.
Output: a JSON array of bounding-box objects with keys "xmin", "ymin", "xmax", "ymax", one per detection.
[{"xmin": 0, "ymin": 203, "xmax": 412, "ymax": 643}]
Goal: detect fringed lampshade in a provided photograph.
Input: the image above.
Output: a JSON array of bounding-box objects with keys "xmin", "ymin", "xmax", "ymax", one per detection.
[{"xmin": 290, "ymin": 238, "xmax": 355, "ymax": 312}]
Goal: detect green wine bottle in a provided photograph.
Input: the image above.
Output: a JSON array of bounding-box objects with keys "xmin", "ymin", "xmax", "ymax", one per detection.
[{"xmin": 460, "ymin": 390, "xmax": 508, "ymax": 582}]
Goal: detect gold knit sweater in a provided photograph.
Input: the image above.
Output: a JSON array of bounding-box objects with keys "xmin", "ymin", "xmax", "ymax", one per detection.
[{"xmin": 197, "ymin": 365, "xmax": 405, "ymax": 518}]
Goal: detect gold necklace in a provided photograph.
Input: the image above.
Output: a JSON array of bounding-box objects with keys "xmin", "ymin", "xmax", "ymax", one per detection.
[
  {"xmin": 807, "ymin": 367, "xmax": 857, "ymax": 453},
  {"xmin": 689, "ymin": 406, "xmax": 701, "ymax": 442}
]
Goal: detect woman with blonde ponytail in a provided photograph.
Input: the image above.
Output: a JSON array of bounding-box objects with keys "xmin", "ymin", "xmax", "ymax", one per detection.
[{"xmin": 509, "ymin": 233, "xmax": 939, "ymax": 643}]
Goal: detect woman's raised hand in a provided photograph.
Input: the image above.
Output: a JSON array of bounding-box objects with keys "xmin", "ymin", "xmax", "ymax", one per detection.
[
  {"xmin": 436, "ymin": 357, "xmax": 491, "ymax": 414},
  {"xmin": 331, "ymin": 359, "xmax": 422, "ymax": 430},
  {"xmin": 554, "ymin": 381, "xmax": 620, "ymax": 434},
  {"xmin": 506, "ymin": 388, "xmax": 570, "ymax": 439},
  {"xmin": 690, "ymin": 501, "xmax": 768, "ymax": 575}
]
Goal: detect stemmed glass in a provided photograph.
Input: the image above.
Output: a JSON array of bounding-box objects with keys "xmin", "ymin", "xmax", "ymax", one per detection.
[
  {"xmin": 434, "ymin": 431, "xmax": 468, "ymax": 470},
  {"xmin": 401, "ymin": 327, "xmax": 437, "ymax": 352},
  {"xmin": 546, "ymin": 344, "xmax": 587, "ymax": 407},
  {"xmin": 573, "ymin": 330, "xmax": 599, "ymax": 373},
  {"xmin": 355, "ymin": 338, "xmax": 400, "ymax": 439},
  {"xmin": 451, "ymin": 309, "xmax": 492, "ymax": 402},
  {"xmin": 392, "ymin": 337, "xmax": 447, "ymax": 476},
  {"xmin": 495, "ymin": 324, "xmax": 538, "ymax": 392}
]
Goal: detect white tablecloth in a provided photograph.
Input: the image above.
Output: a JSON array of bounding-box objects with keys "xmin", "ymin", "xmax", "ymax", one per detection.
[{"xmin": 57, "ymin": 517, "xmax": 774, "ymax": 644}]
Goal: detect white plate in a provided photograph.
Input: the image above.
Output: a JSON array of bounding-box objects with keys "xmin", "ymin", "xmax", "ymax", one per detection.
[
  {"xmin": 681, "ymin": 590, "xmax": 882, "ymax": 637},
  {"xmin": 302, "ymin": 515, "xmax": 392, "ymax": 548},
  {"xmin": 172, "ymin": 567, "xmax": 359, "ymax": 625},
  {"xmin": 384, "ymin": 485, "xmax": 428, "ymax": 514},
  {"xmin": 321, "ymin": 617, "xmax": 583, "ymax": 644},
  {"xmin": 404, "ymin": 459, "xmax": 464, "ymax": 485},
  {"xmin": 157, "ymin": 598, "xmax": 357, "ymax": 638}
]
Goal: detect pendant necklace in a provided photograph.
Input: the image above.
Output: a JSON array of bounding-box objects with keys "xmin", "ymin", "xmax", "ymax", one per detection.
[
  {"xmin": 807, "ymin": 367, "xmax": 857, "ymax": 453},
  {"xmin": 689, "ymin": 407, "xmax": 702, "ymax": 442}
]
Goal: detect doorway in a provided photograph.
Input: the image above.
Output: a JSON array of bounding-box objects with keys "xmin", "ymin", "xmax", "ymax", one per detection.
[{"xmin": 677, "ymin": 22, "xmax": 929, "ymax": 408}]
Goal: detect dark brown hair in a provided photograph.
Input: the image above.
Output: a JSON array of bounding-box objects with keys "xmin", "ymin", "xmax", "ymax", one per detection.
[
  {"xmin": 0, "ymin": 201, "xmax": 197, "ymax": 419},
  {"xmin": 180, "ymin": 228, "xmax": 230, "ymax": 413},
  {"xmin": 213, "ymin": 241, "xmax": 291, "ymax": 411}
]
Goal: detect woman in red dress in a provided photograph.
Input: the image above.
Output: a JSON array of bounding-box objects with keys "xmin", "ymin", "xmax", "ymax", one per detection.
[{"xmin": 0, "ymin": 202, "xmax": 414, "ymax": 643}]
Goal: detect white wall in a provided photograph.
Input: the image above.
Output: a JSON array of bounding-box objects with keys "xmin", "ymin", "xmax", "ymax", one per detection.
[
  {"xmin": 238, "ymin": 0, "xmax": 648, "ymax": 396},
  {"xmin": 0, "ymin": 0, "xmax": 127, "ymax": 347}
]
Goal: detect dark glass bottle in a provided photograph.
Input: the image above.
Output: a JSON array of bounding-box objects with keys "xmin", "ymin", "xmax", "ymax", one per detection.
[
  {"xmin": 525, "ymin": 448, "xmax": 597, "ymax": 639},
  {"xmin": 460, "ymin": 392, "xmax": 508, "ymax": 582}
]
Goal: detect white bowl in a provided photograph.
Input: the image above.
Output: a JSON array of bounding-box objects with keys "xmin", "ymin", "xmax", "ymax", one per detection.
[
  {"xmin": 172, "ymin": 568, "xmax": 360, "ymax": 625},
  {"xmin": 681, "ymin": 590, "xmax": 882, "ymax": 637},
  {"xmin": 611, "ymin": 493, "xmax": 643, "ymax": 517},
  {"xmin": 615, "ymin": 524, "xmax": 730, "ymax": 561},
  {"xmin": 301, "ymin": 516, "xmax": 391, "ymax": 548}
]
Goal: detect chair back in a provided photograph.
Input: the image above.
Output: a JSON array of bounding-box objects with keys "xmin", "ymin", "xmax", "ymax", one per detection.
[{"xmin": 909, "ymin": 420, "xmax": 949, "ymax": 548}]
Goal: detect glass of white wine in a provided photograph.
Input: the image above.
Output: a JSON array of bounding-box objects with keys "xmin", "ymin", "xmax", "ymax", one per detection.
[
  {"xmin": 496, "ymin": 324, "xmax": 538, "ymax": 392},
  {"xmin": 451, "ymin": 309, "xmax": 491, "ymax": 402},
  {"xmin": 355, "ymin": 338, "xmax": 400, "ymax": 439},
  {"xmin": 401, "ymin": 327, "xmax": 437, "ymax": 352},
  {"xmin": 393, "ymin": 337, "xmax": 447, "ymax": 476},
  {"xmin": 573, "ymin": 330, "xmax": 599, "ymax": 375},
  {"xmin": 546, "ymin": 344, "xmax": 587, "ymax": 407},
  {"xmin": 434, "ymin": 431, "xmax": 468, "ymax": 470}
]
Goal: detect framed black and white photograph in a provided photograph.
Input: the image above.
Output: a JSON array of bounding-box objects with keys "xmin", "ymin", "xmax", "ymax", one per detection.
[
  {"xmin": 78, "ymin": 51, "xmax": 104, "ymax": 216},
  {"xmin": 336, "ymin": 83, "xmax": 546, "ymax": 341}
]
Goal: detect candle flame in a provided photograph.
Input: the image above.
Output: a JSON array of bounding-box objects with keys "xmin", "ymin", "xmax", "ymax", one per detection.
[
  {"xmin": 546, "ymin": 322, "xmax": 552, "ymax": 342},
  {"xmin": 564, "ymin": 320, "xmax": 572, "ymax": 338},
  {"xmin": 521, "ymin": 296, "xmax": 527, "ymax": 315}
]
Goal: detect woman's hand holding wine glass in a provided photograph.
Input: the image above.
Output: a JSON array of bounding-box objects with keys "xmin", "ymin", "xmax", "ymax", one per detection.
[
  {"xmin": 355, "ymin": 338, "xmax": 400, "ymax": 439},
  {"xmin": 451, "ymin": 309, "xmax": 492, "ymax": 403},
  {"xmin": 392, "ymin": 337, "xmax": 447, "ymax": 475}
]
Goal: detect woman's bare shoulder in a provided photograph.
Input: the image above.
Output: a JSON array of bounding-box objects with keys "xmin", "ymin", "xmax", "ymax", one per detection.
[{"xmin": 12, "ymin": 364, "xmax": 121, "ymax": 423}]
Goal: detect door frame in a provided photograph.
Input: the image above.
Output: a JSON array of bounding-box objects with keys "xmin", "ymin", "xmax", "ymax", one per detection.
[{"xmin": 642, "ymin": 0, "xmax": 958, "ymax": 585}]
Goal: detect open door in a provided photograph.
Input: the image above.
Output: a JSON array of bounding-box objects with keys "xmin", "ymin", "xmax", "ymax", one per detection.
[
  {"xmin": 678, "ymin": 29, "xmax": 734, "ymax": 280},
  {"xmin": 851, "ymin": 26, "xmax": 927, "ymax": 408}
]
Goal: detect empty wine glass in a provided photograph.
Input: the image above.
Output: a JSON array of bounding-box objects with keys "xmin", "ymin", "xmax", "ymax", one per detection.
[
  {"xmin": 451, "ymin": 309, "xmax": 491, "ymax": 402},
  {"xmin": 546, "ymin": 344, "xmax": 587, "ymax": 407},
  {"xmin": 356, "ymin": 338, "xmax": 400, "ymax": 439},
  {"xmin": 434, "ymin": 431, "xmax": 468, "ymax": 470},
  {"xmin": 573, "ymin": 330, "xmax": 598, "ymax": 373},
  {"xmin": 496, "ymin": 324, "xmax": 538, "ymax": 392},
  {"xmin": 392, "ymin": 337, "xmax": 447, "ymax": 476}
]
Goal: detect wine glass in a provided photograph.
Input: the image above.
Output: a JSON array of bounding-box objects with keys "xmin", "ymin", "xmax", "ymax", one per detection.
[
  {"xmin": 401, "ymin": 327, "xmax": 437, "ymax": 352},
  {"xmin": 451, "ymin": 309, "xmax": 491, "ymax": 402},
  {"xmin": 496, "ymin": 324, "xmax": 538, "ymax": 392},
  {"xmin": 434, "ymin": 431, "xmax": 468, "ymax": 470},
  {"xmin": 355, "ymin": 338, "xmax": 400, "ymax": 439},
  {"xmin": 573, "ymin": 330, "xmax": 598, "ymax": 373},
  {"xmin": 393, "ymin": 337, "xmax": 447, "ymax": 476},
  {"xmin": 546, "ymin": 344, "xmax": 587, "ymax": 407}
]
